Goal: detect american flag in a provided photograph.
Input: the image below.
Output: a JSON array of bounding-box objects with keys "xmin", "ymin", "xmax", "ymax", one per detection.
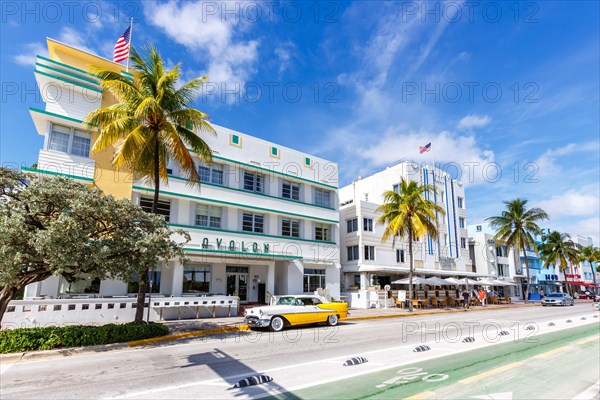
[
  {"xmin": 419, "ymin": 142, "xmax": 432, "ymax": 154},
  {"xmin": 113, "ymin": 26, "xmax": 131, "ymax": 63}
]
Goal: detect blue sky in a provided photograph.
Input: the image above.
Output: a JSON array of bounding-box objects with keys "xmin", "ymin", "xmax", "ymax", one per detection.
[{"xmin": 1, "ymin": 1, "xmax": 599, "ymax": 242}]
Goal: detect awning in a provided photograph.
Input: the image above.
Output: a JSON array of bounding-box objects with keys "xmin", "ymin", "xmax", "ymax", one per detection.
[{"xmin": 344, "ymin": 265, "xmax": 490, "ymax": 278}]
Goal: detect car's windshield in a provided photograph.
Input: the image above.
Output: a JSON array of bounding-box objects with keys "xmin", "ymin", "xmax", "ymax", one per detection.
[{"xmin": 546, "ymin": 293, "xmax": 564, "ymax": 297}]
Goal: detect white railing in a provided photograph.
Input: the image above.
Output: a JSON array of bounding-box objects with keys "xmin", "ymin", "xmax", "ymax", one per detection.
[{"xmin": 2, "ymin": 295, "xmax": 239, "ymax": 329}]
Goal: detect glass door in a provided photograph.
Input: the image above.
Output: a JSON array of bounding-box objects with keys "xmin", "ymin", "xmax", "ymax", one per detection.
[{"xmin": 226, "ymin": 273, "xmax": 249, "ymax": 302}]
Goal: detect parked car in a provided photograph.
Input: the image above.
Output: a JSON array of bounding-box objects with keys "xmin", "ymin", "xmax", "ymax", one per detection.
[
  {"xmin": 541, "ymin": 293, "xmax": 574, "ymax": 306},
  {"xmin": 244, "ymin": 295, "xmax": 348, "ymax": 332}
]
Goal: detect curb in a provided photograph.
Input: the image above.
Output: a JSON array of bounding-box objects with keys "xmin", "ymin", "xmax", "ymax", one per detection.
[
  {"xmin": 345, "ymin": 303, "xmax": 539, "ymax": 322},
  {"xmin": 128, "ymin": 324, "xmax": 250, "ymax": 347},
  {"xmin": 0, "ymin": 342, "xmax": 129, "ymax": 363}
]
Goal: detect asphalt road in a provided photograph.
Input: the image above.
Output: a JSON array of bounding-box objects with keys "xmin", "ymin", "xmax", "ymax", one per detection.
[{"xmin": 1, "ymin": 304, "xmax": 598, "ymax": 400}]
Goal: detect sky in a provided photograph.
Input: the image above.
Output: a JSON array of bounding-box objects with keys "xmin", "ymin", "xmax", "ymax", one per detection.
[{"xmin": 1, "ymin": 1, "xmax": 599, "ymax": 243}]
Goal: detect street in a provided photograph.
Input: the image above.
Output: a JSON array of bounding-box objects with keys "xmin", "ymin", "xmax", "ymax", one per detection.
[{"xmin": 1, "ymin": 304, "xmax": 599, "ymax": 400}]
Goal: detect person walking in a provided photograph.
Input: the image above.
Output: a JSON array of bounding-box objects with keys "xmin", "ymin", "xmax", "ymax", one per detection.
[
  {"xmin": 478, "ymin": 288, "xmax": 487, "ymax": 306},
  {"xmin": 462, "ymin": 288, "xmax": 470, "ymax": 309}
]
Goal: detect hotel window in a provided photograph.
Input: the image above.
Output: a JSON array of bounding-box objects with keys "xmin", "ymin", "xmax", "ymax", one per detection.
[
  {"xmin": 496, "ymin": 245, "xmax": 507, "ymax": 257},
  {"xmin": 396, "ymin": 249, "xmax": 405, "ymax": 263},
  {"xmin": 314, "ymin": 188, "xmax": 331, "ymax": 207},
  {"xmin": 364, "ymin": 245, "xmax": 375, "ymax": 261},
  {"xmin": 347, "ymin": 218, "xmax": 358, "ymax": 233},
  {"xmin": 199, "ymin": 163, "xmax": 224, "ymax": 185},
  {"xmin": 498, "ymin": 264, "xmax": 509, "ymax": 277},
  {"xmin": 183, "ymin": 264, "xmax": 211, "ymax": 293},
  {"xmin": 314, "ymin": 223, "xmax": 331, "ymax": 241},
  {"xmin": 476, "ymin": 225, "xmax": 482, "ymax": 232},
  {"xmin": 347, "ymin": 245, "xmax": 359, "ymax": 261},
  {"xmin": 59, "ymin": 274, "xmax": 100, "ymax": 295},
  {"xmin": 270, "ymin": 146, "xmax": 280, "ymax": 158},
  {"xmin": 242, "ymin": 212, "xmax": 264, "ymax": 233},
  {"xmin": 461, "ymin": 237, "xmax": 467, "ymax": 249},
  {"xmin": 281, "ymin": 219, "xmax": 300, "ymax": 238},
  {"xmin": 459, "ymin": 217, "xmax": 465, "ymax": 228},
  {"xmin": 393, "ymin": 184, "xmax": 399, "ymax": 193},
  {"xmin": 48, "ymin": 123, "xmax": 92, "ymax": 158},
  {"xmin": 195, "ymin": 204, "xmax": 222, "ymax": 228},
  {"xmin": 128, "ymin": 269, "xmax": 161, "ymax": 294},
  {"xmin": 304, "ymin": 268, "xmax": 326, "ymax": 293},
  {"xmin": 363, "ymin": 218, "xmax": 373, "ymax": 232},
  {"xmin": 243, "ymin": 171, "xmax": 263, "ymax": 193},
  {"xmin": 282, "ymin": 181, "xmax": 300, "ymax": 200},
  {"xmin": 457, "ymin": 197, "xmax": 464, "ymax": 208},
  {"xmin": 139, "ymin": 197, "xmax": 171, "ymax": 222},
  {"xmin": 229, "ymin": 134, "xmax": 242, "ymax": 147}
]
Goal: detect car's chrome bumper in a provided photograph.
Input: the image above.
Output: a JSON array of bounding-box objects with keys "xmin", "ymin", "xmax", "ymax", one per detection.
[{"xmin": 245, "ymin": 316, "xmax": 271, "ymax": 328}]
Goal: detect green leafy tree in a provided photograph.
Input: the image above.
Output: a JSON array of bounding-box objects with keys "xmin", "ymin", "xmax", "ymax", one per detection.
[
  {"xmin": 84, "ymin": 46, "xmax": 215, "ymax": 322},
  {"xmin": 0, "ymin": 168, "xmax": 189, "ymax": 324},
  {"xmin": 539, "ymin": 231, "xmax": 580, "ymax": 295},
  {"xmin": 486, "ymin": 198, "xmax": 548, "ymax": 303},
  {"xmin": 577, "ymin": 245, "xmax": 598, "ymax": 296},
  {"xmin": 376, "ymin": 178, "xmax": 444, "ymax": 311}
]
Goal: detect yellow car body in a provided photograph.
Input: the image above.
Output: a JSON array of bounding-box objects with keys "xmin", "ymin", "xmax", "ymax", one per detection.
[{"xmin": 244, "ymin": 295, "xmax": 348, "ymax": 331}]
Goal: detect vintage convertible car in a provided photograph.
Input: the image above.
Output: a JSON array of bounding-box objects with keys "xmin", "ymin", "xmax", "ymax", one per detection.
[{"xmin": 244, "ymin": 295, "xmax": 349, "ymax": 331}]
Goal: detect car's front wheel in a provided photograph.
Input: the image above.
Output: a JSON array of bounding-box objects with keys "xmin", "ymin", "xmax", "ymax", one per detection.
[
  {"xmin": 270, "ymin": 316, "xmax": 285, "ymax": 332},
  {"xmin": 326, "ymin": 314, "xmax": 339, "ymax": 326}
]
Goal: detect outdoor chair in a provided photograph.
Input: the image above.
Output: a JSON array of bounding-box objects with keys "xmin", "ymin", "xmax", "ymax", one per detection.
[{"xmin": 411, "ymin": 299, "xmax": 421, "ymax": 309}]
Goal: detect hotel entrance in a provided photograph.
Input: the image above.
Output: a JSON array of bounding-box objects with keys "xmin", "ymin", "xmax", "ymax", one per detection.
[{"xmin": 226, "ymin": 266, "xmax": 249, "ymax": 302}]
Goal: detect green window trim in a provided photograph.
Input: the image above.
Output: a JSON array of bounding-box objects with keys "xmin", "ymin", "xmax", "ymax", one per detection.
[
  {"xmin": 270, "ymin": 146, "xmax": 279, "ymax": 156},
  {"xmin": 170, "ymin": 223, "xmax": 337, "ymax": 245},
  {"xmin": 29, "ymin": 107, "xmax": 93, "ymax": 126},
  {"xmin": 167, "ymin": 174, "xmax": 336, "ymax": 211},
  {"xmin": 21, "ymin": 166, "xmax": 94, "ymax": 182},
  {"xmin": 35, "ymin": 69, "xmax": 103, "ymax": 93},
  {"xmin": 182, "ymin": 247, "xmax": 303, "ymax": 259},
  {"xmin": 131, "ymin": 186, "xmax": 339, "ymax": 224},
  {"xmin": 37, "ymin": 55, "xmax": 96, "ymax": 78},
  {"xmin": 186, "ymin": 148, "xmax": 338, "ymax": 189},
  {"xmin": 230, "ymin": 134, "xmax": 241, "ymax": 146},
  {"xmin": 305, "ymin": 157, "xmax": 312, "ymax": 167},
  {"xmin": 35, "ymin": 62, "xmax": 101, "ymax": 86}
]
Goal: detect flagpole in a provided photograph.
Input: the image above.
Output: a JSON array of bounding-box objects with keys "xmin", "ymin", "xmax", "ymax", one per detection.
[{"xmin": 126, "ymin": 17, "xmax": 133, "ymax": 72}]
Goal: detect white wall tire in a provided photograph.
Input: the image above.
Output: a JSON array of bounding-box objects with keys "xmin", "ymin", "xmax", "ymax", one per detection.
[
  {"xmin": 270, "ymin": 316, "xmax": 285, "ymax": 332},
  {"xmin": 326, "ymin": 314, "xmax": 339, "ymax": 326}
]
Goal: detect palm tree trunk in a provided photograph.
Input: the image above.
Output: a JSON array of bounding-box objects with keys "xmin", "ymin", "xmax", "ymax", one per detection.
[
  {"xmin": 408, "ymin": 228, "xmax": 414, "ymax": 312},
  {"xmin": 521, "ymin": 247, "xmax": 530, "ymax": 304},
  {"xmin": 134, "ymin": 135, "xmax": 161, "ymax": 324},
  {"xmin": 592, "ymin": 266, "xmax": 598, "ymax": 297}
]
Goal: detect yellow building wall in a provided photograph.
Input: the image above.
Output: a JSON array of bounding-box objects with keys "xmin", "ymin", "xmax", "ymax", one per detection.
[{"xmin": 48, "ymin": 39, "xmax": 133, "ymax": 200}]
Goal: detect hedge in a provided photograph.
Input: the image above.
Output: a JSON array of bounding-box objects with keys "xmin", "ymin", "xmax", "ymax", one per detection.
[{"xmin": 0, "ymin": 322, "xmax": 169, "ymax": 353}]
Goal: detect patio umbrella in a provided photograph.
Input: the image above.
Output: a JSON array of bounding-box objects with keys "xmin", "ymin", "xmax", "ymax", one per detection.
[
  {"xmin": 476, "ymin": 278, "xmax": 496, "ymax": 286},
  {"xmin": 424, "ymin": 277, "xmax": 452, "ymax": 286},
  {"xmin": 392, "ymin": 276, "xmax": 428, "ymax": 285},
  {"xmin": 444, "ymin": 277, "xmax": 464, "ymax": 285},
  {"xmin": 491, "ymin": 279, "xmax": 516, "ymax": 286}
]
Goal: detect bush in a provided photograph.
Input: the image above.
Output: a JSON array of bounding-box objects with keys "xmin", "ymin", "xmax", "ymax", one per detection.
[{"xmin": 0, "ymin": 322, "xmax": 169, "ymax": 353}]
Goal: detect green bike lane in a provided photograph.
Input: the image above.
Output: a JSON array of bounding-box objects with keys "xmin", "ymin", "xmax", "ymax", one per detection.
[{"xmin": 271, "ymin": 324, "xmax": 600, "ymax": 399}]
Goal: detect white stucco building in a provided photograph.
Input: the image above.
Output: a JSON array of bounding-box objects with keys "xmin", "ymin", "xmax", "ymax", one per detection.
[
  {"xmin": 19, "ymin": 39, "xmax": 341, "ymax": 310},
  {"xmin": 338, "ymin": 162, "xmax": 482, "ymax": 307}
]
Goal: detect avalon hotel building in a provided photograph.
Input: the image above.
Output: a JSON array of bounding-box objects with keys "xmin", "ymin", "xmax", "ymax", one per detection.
[{"xmin": 20, "ymin": 38, "xmax": 341, "ymax": 309}]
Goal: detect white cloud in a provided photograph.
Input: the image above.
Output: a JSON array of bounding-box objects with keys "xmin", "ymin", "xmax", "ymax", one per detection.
[
  {"xmin": 143, "ymin": 1, "xmax": 259, "ymax": 98},
  {"xmin": 534, "ymin": 141, "xmax": 600, "ymax": 178},
  {"xmin": 13, "ymin": 42, "xmax": 47, "ymax": 66},
  {"xmin": 535, "ymin": 190, "xmax": 600, "ymax": 219},
  {"xmin": 457, "ymin": 114, "xmax": 491, "ymax": 130},
  {"xmin": 274, "ymin": 41, "xmax": 296, "ymax": 77},
  {"xmin": 57, "ymin": 27, "xmax": 96, "ymax": 54}
]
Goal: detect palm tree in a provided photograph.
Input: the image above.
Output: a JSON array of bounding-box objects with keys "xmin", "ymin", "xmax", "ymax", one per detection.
[
  {"xmin": 486, "ymin": 199, "xmax": 548, "ymax": 303},
  {"xmin": 577, "ymin": 245, "xmax": 599, "ymax": 296},
  {"xmin": 85, "ymin": 46, "xmax": 216, "ymax": 322},
  {"xmin": 539, "ymin": 231, "xmax": 580, "ymax": 296},
  {"xmin": 376, "ymin": 178, "xmax": 444, "ymax": 311}
]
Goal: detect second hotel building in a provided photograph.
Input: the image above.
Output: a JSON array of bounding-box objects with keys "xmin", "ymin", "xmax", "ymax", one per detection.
[{"xmin": 24, "ymin": 39, "xmax": 341, "ymax": 303}]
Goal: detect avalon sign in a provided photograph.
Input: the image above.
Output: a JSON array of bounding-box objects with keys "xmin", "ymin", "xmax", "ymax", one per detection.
[{"xmin": 201, "ymin": 237, "xmax": 270, "ymax": 254}]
